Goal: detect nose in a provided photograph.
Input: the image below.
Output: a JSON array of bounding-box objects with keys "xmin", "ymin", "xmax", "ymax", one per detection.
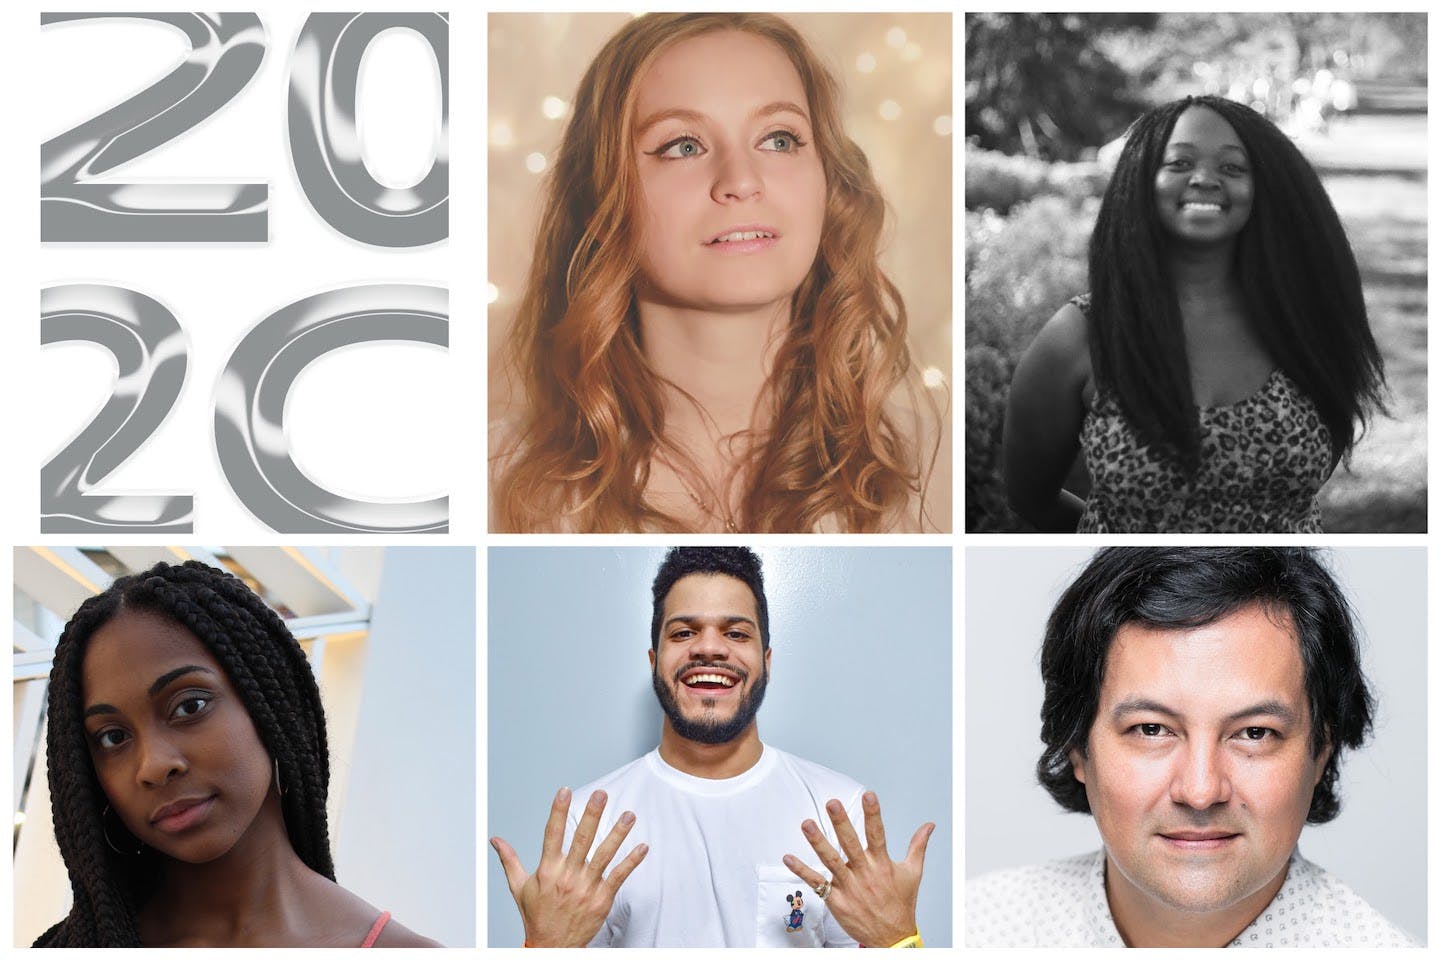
[
  {"xmin": 710, "ymin": 145, "xmax": 762, "ymax": 203},
  {"xmin": 136, "ymin": 733, "xmax": 188, "ymax": 788},
  {"xmin": 688, "ymin": 624, "xmax": 730, "ymax": 660},
  {"xmin": 1169, "ymin": 740, "xmax": 1232, "ymax": 810},
  {"xmin": 1188, "ymin": 164, "xmax": 1220, "ymax": 188}
]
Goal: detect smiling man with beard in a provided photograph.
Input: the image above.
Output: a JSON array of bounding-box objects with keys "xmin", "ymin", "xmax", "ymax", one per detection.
[{"xmin": 491, "ymin": 547, "xmax": 933, "ymax": 948}]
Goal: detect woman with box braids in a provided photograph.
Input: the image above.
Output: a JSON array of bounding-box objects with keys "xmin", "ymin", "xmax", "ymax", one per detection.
[{"xmin": 34, "ymin": 560, "xmax": 434, "ymax": 947}]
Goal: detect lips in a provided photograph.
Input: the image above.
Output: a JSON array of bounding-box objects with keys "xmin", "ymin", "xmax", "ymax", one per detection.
[
  {"xmin": 678, "ymin": 665, "xmax": 742, "ymax": 693},
  {"xmin": 704, "ymin": 223, "xmax": 780, "ymax": 246},
  {"xmin": 1158, "ymin": 829, "xmax": 1240, "ymax": 851},
  {"xmin": 149, "ymin": 795, "xmax": 217, "ymax": 833},
  {"xmin": 1179, "ymin": 199, "xmax": 1225, "ymax": 213}
]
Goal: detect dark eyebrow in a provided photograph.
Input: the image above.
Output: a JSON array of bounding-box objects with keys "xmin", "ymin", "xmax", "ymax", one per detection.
[
  {"xmin": 1166, "ymin": 141, "xmax": 1247, "ymax": 155},
  {"xmin": 1112, "ymin": 697, "xmax": 1300, "ymax": 725},
  {"xmin": 82, "ymin": 664, "xmax": 216, "ymax": 721},
  {"xmin": 635, "ymin": 100, "xmax": 811, "ymax": 139},
  {"xmin": 662, "ymin": 614, "xmax": 758, "ymax": 632}
]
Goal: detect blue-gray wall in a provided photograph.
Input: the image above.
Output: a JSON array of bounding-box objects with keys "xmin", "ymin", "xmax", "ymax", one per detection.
[{"xmin": 487, "ymin": 546, "xmax": 953, "ymax": 946}]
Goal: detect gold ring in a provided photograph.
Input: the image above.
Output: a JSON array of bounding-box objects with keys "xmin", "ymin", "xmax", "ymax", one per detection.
[{"xmin": 814, "ymin": 880, "xmax": 832, "ymax": 899}]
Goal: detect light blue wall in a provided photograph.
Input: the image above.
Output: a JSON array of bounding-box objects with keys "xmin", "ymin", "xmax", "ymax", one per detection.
[
  {"xmin": 488, "ymin": 546, "xmax": 953, "ymax": 947},
  {"xmin": 335, "ymin": 547, "xmax": 476, "ymax": 946}
]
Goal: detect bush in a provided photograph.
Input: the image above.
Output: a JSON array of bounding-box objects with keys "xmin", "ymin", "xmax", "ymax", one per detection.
[
  {"xmin": 965, "ymin": 145, "xmax": 1111, "ymax": 214},
  {"xmin": 965, "ymin": 194, "xmax": 1097, "ymax": 531}
]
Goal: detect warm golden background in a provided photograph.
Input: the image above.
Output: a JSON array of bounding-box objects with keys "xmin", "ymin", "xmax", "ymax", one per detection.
[{"xmin": 487, "ymin": 12, "xmax": 953, "ymax": 409}]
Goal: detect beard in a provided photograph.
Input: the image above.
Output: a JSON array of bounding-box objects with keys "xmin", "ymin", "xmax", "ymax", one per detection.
[{"xmin": 652, "ymin": 660, "xmax": 769, "ymax": 745}]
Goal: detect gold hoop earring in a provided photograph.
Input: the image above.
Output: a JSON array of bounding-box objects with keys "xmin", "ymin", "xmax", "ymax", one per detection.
[{"xmin": 101, "ymin": 804, "xmax": 142, "ymax": 855}]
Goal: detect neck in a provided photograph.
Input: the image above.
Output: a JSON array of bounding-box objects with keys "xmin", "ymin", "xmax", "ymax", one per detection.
[
  {"xmin": 1165, "ymin": 242, "xmax": 1240, "ymax": 300},
  {"xmin": 658, "ymin": 719, "xmax": 764, "ymax": 780},
  {"xmin": 1103, "ymin": 849, "xmax": 1290, "ymax": 948},
  {"xmin": 637, "ymin": 297, "xmax": 788, "ymax": 439},
  {"xmin": 143, "ymin": 792, "xmax": 319, "ymax": 945}
]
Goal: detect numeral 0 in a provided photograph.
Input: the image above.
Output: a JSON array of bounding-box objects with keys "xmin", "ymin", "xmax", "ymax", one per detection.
[
  {"xmin": 43, "ymin": 284, "xmax": 449, "ymax": 534},
  {"xmin": 41, "ymin": 12, "xmax": 449, "ymax": 246}
]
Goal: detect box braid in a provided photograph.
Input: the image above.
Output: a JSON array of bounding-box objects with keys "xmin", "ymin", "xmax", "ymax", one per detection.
[{"xmin": 34, "ymin": 560, "xmax": 333, "ymax": 947}]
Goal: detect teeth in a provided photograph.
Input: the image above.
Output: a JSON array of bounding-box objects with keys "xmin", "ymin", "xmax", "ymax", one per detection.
[
  {"xmin": 684, "ymin": 673, "xmax": 736, "ymax": 687},
  {"xmin": 712, "ymin": 230, "xmax": 774, "ymax": 243},
  {"xmin": 1182, "ymin": 202, "xmax": 1223, "ymax": 212}
]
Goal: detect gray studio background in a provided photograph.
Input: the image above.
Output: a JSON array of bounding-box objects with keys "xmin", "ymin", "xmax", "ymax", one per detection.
[
  {"xmin": 488, "ymin": 546, "xmax": 953, "ymax": 946},
  {"xmin": 965, "ymin": 546, "xmax": 1425, "ymax": 944}
]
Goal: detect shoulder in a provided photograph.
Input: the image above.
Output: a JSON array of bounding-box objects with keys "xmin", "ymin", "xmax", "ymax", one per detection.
[
  {"xmin": 370, "ymin": 915, "xmax": 442, "ymax": 948},
  {"xmin": 1271, "ymin": 855, "xmax": 1416, "ymax": 947},
  {"xmin": 1028, "ymin": 299, "xmax": 1093, "ymax": 372},
  {"xmin": 766, "ymin": 746, "xmax": 865, "ymax": 804},
  {"xmin": 571, "ymin": 754, "xmax": 654, "ymax": 812},
  {"xmin": 966, "ymin": 851, "xmax": 1105, "ymax": 948}
]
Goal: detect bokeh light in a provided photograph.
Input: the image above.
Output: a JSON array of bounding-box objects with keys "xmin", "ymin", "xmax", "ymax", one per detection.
[
  {"xmin": 525, "ymin": 152, "xmax": 547, "ymax": 174},
  {"xmin": 879, "ymin": 100, "xmax": 902, "ymax": 121}
]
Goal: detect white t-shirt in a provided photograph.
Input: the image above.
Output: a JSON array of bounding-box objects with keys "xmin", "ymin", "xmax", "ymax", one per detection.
[
  {"xmin": 966, "ymin": 848, "xmax": 1416, "ymax": 948},
  {"xmin": 564, "ymin": 744, "xmax": 864, "ymax": 947}
]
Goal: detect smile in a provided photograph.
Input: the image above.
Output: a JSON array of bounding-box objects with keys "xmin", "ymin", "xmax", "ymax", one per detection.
[
  {"xmin": 149, "ymin": 795, "xmax": 217, "ymax": 834},
  {"xmin": 703, "ymin": 224, "xmax": 780, "ymax": 254},
  {"xmin": 683, "ymin": 672, "xmax": 737, "ymax": 689},
  {"xmin": 1180, "ymin": 201, "xmax": 1225, "ymax": 213}
]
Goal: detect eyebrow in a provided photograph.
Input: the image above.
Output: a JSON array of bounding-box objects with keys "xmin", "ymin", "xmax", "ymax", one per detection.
[
  {"xmin": 1166, "ymin": 141, "xmax": 1247, "ymax": 154},
  {"xmin": 662, "ymin": 614, "xmax": 758, "ymax": 632},
  {"xmin": 82, "ymin": 664, "xmax": 217, "ymax": 720},
  {"xmin": 635, "ymin": 100, "xmax": 811, "ymax": 138},
  {"xmin": 1110, "ymin": 697, "xmax": 1300, "ymax": 726}
]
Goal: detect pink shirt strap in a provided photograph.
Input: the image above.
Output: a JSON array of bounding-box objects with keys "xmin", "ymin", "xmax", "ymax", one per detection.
[{"xmin": 361, "ymin": 911, "xmax": 392, "ymax": 948}]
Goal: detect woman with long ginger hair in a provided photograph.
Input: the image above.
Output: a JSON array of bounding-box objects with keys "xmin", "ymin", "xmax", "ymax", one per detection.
[{"xmin": 491, "ymin": 13, "xmax": 947, "ymax": 533}]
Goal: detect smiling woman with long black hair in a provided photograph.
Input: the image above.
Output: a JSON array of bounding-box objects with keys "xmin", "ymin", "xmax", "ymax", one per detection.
[
  {"xmin": 1003, "ymin": 94, "xmax": 1385, "ymax": 533},
  {"xmin": 34, "ymin": 560, "xmax": 437, "ymax": 947}
]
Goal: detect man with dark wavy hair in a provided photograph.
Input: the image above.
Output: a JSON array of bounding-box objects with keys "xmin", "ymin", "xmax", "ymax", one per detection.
[{"xmin": 968, "ymin": 547, "xmax": 1412, "ymax": 948}]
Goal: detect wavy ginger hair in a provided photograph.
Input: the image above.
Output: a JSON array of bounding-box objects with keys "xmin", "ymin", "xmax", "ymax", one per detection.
[{"xmin": 493, "ymin": 13, "xmax": 924, "ymax": 532}]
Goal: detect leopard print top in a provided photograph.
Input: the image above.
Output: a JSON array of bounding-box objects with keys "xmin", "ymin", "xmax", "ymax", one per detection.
[{"xmin": 1074, "ymin": 301, "xmax": 1333, "ymax": 533}]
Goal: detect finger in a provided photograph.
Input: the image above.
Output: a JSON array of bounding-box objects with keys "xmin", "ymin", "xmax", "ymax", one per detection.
[
  {"xmin": 604, "ymin": 841, "xmax": 649, "ymax": 893},
  {"xmin": 800, "ymin": 818, "xmax": 847, "ymax": 875},
  {"xmin": 782, "ymin": 853, "xmax": 826, "ymax": 891},
  {"xmin": 539, "ymin": 786, "xmax": 571, "ymax": 865},
  {"xmin": 826, "ymin": 799, "xmax": 865, "ymax": 863},
  {"xmin": 490, "ymin": 836, "xmax": 528, "ymax": 899},
  {"xmin": 565, "ymin": 789, "xmax": 608, "ymax": 869},
  {"xmin": 904, "ymin": 822, "xmax": 936, "ymax": 870},
  {"xmin": 861, "ymin": 791, "xmax": 888, "ymax": 856},
  {"xmin": 587, "ymin": 809, "xmax": 636, "ymax": 875}
]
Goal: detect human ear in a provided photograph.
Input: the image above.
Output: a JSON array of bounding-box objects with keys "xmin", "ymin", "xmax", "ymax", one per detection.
[
  {"xmin": 1313, "ymin": 734, "xmax": 1333, "ymax": 788},
  {"xmin": 1068, "ymin": 746, "xmax": 1088, "ymax": 785},
  {"xmin": 648, "ymin": 648, "xmax": 656, "ymax": 671}
]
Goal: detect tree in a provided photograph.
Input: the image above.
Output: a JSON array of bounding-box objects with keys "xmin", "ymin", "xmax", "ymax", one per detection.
[{"xmin": 965, "ymin": 13, "xmax": 1158, "ymax": 160}]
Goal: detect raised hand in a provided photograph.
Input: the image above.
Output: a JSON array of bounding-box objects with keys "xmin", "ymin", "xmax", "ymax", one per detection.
[
  {"xmin": 491, "ymin": 787, "xmax": 648, "ymax": 947},
  {"xmin": 783, "ymin": 790, "xmax": 934, "ymax": 948}
]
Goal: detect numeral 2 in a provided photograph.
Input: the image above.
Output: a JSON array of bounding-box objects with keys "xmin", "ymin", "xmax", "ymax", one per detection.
[{"xmin": 41, "ymin": 13, "xmax": 268, "ymax": 242}]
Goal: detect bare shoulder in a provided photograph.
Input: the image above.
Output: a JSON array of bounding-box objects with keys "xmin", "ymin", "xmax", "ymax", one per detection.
[
  {"xmin": 1024, "ymin": 301, "xmax": 1092, "ymax": 381},
  {"xmin": 307, "ymin": 876, "xmax": 440, "ymax": 947},
  {"xmin": 372, "ymin": 916, "xmax": 443, "ymax": 948}
]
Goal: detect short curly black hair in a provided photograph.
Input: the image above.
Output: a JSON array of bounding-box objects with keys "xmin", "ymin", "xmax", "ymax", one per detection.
[
  {"xmin": 1038, "ymin": 547, "xmax": 1373, "ymax": 824},
  {"xmin": 650, "ymin": 547, "xmax": 769, "ymax": 651}
]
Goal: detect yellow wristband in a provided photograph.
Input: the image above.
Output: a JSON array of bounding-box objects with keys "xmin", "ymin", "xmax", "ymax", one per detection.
[{"xmin": 889, "ymin": 933, "xmax": 923, "ymax": 948}]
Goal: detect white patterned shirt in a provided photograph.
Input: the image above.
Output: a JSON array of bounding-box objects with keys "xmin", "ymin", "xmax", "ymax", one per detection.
[{"xmin": 967, "ymin": 849, "xmax": 1415, "ymax": 947}]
